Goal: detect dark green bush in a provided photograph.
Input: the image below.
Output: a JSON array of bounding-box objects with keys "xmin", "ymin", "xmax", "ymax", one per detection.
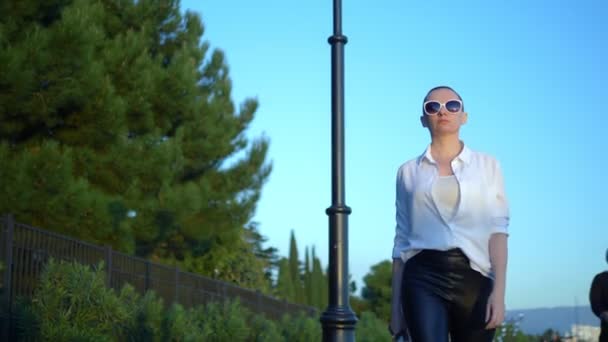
[
  {"xmin": 356, "ymin": 311, "xmax": 392, "ymax": 342},
  {"xmin": 192, "ymin": 300, "xmax": 250, "ymax": 341},
  {"xmin": 119, "ymin": 285, "xmax": 164, "ymax": 342},
  {"xmin": 29, "ymin": 260, "xmax": 127, "ymax": 341},
  {"xmin": 248, "ymin": 313, "xmax": 282, "ymax": 342},
  {"xmin": 14, "ymin": 258, "xmax": 388, "ymax": 341},
  {"xmin": 161, "ymin": 303, "xmax": 204, "ymax": 341},
  {"xmin": 279, "ymin": 312, "xmax": 322, "ymax": 342}
]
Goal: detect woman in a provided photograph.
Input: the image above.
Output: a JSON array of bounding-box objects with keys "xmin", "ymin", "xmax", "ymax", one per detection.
[{"xmin": 389, "ymin": 86, "xmax": 509, "ymax": 342}]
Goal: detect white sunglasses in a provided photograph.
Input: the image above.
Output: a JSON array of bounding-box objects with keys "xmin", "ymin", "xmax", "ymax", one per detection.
[{"xmin": 423, "ymin": 99, "xmax": 463, "ymax": 115}]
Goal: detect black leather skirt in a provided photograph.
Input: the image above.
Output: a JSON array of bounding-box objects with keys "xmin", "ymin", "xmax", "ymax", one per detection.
[{"xmin": 401, "ymin": 248, "xmax": 495, "ymax": 342}]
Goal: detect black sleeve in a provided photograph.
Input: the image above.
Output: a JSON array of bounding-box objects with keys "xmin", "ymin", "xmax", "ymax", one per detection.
[{"xmin": 590, "ymin": 273, "xmax": 606, "ymax": 317}]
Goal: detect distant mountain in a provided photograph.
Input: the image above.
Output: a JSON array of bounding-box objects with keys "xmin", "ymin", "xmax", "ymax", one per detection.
[{"xmin": 506, "ymin": 306, "xmax": 600, "ymax": 335}]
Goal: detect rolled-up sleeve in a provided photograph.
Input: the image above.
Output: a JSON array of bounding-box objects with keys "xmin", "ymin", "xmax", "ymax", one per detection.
[
  {"xmin": 393, "ymin": 167, "xmax": 410, "ymax": 259},
  {"xmin": 490, "ymin": 160, "xmax": 510, "ymax": 235}
]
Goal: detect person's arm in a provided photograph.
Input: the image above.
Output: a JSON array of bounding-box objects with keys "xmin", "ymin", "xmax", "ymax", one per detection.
[
  {"xmin": 485, "ymin": 233, "xmax": 507, "ymax": 329},
  {"xmin": 390, "ymin": 258, "xmax": 407, "ymax": 339},
  {"xmin": 590, "ymin": 274, "xmax": 608, "ymax": 322},
  {"xmin": 390, "ymin": 168, "xmax": 409, "ymax": 340},
  {"xmin": 486, "ymin": 159, "xmax": 510, "ymax": 329}
]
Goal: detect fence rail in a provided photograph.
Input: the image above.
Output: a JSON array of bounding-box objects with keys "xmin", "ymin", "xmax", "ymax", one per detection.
[{"xmin": 0, "ymin": 215, "xmax": 316, "ymax": 324}]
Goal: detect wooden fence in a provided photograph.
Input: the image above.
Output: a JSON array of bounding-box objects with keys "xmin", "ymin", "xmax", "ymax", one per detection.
[{"xmin": 0, "ymin": 214, "xmax": 316, "ymax": 335}]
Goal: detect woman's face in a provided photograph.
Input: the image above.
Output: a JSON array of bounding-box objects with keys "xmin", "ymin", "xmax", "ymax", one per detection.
[{"xmin": 421, "ymin": 88, "xmax": 468, "ymax": 136}]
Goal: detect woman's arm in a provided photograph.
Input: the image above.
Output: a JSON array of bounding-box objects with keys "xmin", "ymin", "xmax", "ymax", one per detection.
[
  {"xmin": 390, "ymin": 167, "xmax": 410, "ymax": 339},
  {"xmin": 390, "ymin": 258, "xmax": 406, "ymax": 337},
  {"xmin": 485, "ymin": 232, "xmax": 508, "ymax": 329}
]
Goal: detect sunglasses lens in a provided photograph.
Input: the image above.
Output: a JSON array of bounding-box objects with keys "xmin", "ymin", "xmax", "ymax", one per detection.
[
  {"xmin": 424, "ymin": 102, "xmax": 441, "ymax": 115},
  {"xmin": 446, "ymin": 100, "xmax": 462, "ymax": 112}
]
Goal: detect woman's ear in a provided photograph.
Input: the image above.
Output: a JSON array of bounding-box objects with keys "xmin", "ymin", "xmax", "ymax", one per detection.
[{"xmin": 461, "ymin": 112, "xmax": 468, "ymax": 125}]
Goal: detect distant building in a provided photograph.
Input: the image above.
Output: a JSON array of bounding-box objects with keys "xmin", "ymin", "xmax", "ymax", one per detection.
[{"xmin": 571, "ymin": 324, "xmax": 600, "ymax": 341}]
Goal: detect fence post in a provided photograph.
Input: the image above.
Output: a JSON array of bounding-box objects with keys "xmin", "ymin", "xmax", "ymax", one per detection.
[
  {"xmin": 144, "ymin": 261, "xmax": 151, "ymax": 293},
  {"xmin": 104, "ymin": 246, "xmax": 112, "ymax": 289},
  {"xmin": 174, "ymin": 268, "xmax": 179, "ymax": 304},
  {"xmin": 256, "ymin": 290, "xmax": 262, "ymax": 317},
  {"xmin": 2, "ymin": 214, "xmax": 15, "ymax": 340}
]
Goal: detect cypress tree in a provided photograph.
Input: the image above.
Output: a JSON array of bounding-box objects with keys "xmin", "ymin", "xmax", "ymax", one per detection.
[
  {"xmin": 304, "ymin": 246, "xmax": 311, "ymax": 306},
  {"xmin": 311, "ymin": 246, "xmax": 326, "ymax": 309},
  {"xmin": 288, "ymin": 230, "xmax": 303, "ymax": 303},
  {"xmin": 276, "ymin": 257, "xmax": 295, "ymax": 301}
]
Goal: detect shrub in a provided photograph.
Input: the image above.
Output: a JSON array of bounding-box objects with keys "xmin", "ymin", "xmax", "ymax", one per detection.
[
  {"xmin": 356, "ymin": 311, "xmax": 392, "ymax": 342},
  {"xmin": 279, "ymin": 312, "xmax": 322, "ymax": 342},
  {"xmin": 16, "ymin": 258, "xmax": 331, "ymax": 341},
  {"xmin": 119, "ymin": 285, "xmax": 164, "ymax": 341},
  {"xmin": 29, "ymin": 259, "xmax": 127, "ymax": 341},
  {"xmin": 248, "ymin": 313, "xmax": 282, "ymax": 342},
  {"xmin": 192, "ymin": 299, "xmax": 250, "ymax": 341},
  {"xmin": 161, "ymin": 303, "xmax": 204, "ymax": 341}
]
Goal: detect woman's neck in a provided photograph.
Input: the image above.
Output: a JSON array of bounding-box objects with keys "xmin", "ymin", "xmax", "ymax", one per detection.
[{"xmin": 430, "ymin": 135, "xmax": 463, "ymax": 162}]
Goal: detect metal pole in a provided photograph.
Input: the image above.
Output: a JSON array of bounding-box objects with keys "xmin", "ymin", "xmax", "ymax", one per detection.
[{"xmin": 320, "ymin": 0, "xmax": 357, "ymax": 340}]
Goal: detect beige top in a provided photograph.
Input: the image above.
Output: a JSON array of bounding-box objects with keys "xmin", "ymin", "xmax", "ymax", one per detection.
[{"xmin": 431, "ymin": 175, "xmax": 460, "ymax": 223}]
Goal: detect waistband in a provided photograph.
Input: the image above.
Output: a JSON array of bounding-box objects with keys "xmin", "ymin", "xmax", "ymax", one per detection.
[{"xmin": 409, "ymin": 248, "xmax": 471, "ymax": 270}]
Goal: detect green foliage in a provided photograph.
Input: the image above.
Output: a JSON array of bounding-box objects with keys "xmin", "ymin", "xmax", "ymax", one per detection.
[
  {"xmin": 0, "ymin": 0, "xmax": 272, "ymax": 288},
  {"xmin": 15, "ymin": 258, "xmax": 349, "ymax": 340},
  {"xmin": 0, "ymin": 142, "xmax": 132, "ymax": 250},
  {"xmin": 361, "ymin": 260, "xmax": 392, "ymax": 323},
  {"xmin": 276, "ymin": 258, "xmax": 295, "ymax": 301},
  {"xmin": 249, "ymin": 313, "xmax": 282, "ymax": 342},
  {"xmin": 161, "ymin": 303, "xmax": 204, "ymax": 341},
  {"xmin": 192, "ymin": 300, "xmax": 250, "ymax": 341},
  {"xmin": 493, "ymin": 322, "xmax": 537, "ymax": 342},
  {"xmin": 310, "ymin": 246, "xmax": 327, "ymax": 309},
  {"xmin": 288, "ymin": 230, "xmax": 304, "ymax": 303},
  {"xmin": 304, "ymin": 247, "xmax": 312, "ymax": 305},
  {"xmin": 356, "ymin": 311, "xmax": 392, "ymax": 342},
  {"xmin": 275, "ymin": 234, "xmax": 329, "ymax": 311},
  {"xmin": 350, "ymin": 295, "xmax": 370, "ymax": 317},
  {"xmin": 12, "ymin": 297, "xmax": 41, "ymax": 341},
  {"xmin": 245, "ymin": 222, "xmax": 280, "ymax": 292},
  {"xmin": 28, "ymin": 259, "xmax": 127, "ymax": 341},
  {"xmin": 120, "ymin": 286, "xmax": 164, "ymax": 342},
  {"xmin": 279, "ymin": 312, "xmax": 322, "ymax": 342}
]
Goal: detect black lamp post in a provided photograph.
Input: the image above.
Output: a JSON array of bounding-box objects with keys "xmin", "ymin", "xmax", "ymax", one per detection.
[{"xmin": 319, "ymin": 0, "xmax": 357, "ymax": 340}]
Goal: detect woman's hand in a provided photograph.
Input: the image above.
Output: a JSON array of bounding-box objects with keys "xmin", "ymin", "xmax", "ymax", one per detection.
[
  {"xmin": 487, "ymin": 233, "xmax": 508, "ymax": 330},
  {"xmin": 485, "ymin": 289, "xmax": 505, "ymax": 329}
]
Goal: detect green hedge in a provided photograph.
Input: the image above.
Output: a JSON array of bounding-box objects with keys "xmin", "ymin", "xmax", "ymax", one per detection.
[{"xmin": 11, "ymin": 260, "xmax": 389, "ymax": 341}]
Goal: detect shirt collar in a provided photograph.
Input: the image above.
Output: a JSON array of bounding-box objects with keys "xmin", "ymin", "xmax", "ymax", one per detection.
[{"xmin": 418, "ymin": 142, "xmax": 472, "ymax": 166}]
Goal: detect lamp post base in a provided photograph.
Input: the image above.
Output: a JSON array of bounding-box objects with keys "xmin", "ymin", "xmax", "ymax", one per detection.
[{"xmin": 320, "ymin": 307, "xmax": 358, "ymax": 342}]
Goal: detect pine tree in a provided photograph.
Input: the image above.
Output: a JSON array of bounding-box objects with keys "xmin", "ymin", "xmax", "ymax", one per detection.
[
  {"xmin": 0, "ymin": 0, "xmax": 271, "ymax": 288},
  {"xmin": 243, "ymin": 222, "xmax": 279, "ymax": 292}
]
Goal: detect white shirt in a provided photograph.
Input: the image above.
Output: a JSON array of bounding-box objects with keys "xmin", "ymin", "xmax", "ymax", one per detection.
[{"xmin": 392, "ymin": 144, "xmax": 509, "ymax": 277}]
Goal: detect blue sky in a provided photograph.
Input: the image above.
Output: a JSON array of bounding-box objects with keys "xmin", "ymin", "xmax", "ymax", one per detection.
[{"xmin": 181, "ymin": 0, "xmax": 607, "ymax": 310}]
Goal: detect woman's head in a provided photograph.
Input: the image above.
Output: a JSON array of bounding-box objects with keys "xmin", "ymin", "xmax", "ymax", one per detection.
[{"xmin": 420, "ymin": 86, "xmax": 467, "ymax": 137}]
